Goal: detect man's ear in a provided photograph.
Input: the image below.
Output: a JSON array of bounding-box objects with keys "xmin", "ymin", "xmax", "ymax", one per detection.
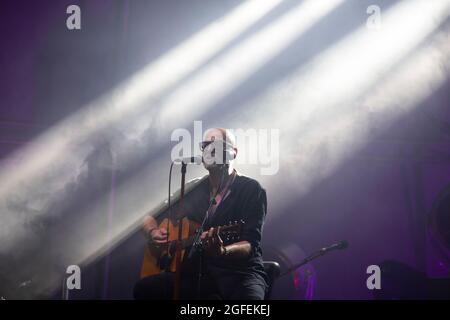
[{"xmin": 233, "ymin": 148, "xmax": 237, "ymax": 159}]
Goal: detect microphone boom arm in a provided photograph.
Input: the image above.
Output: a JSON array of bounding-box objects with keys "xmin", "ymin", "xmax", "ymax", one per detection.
[{"xmin": 279, "ymin": 240, "xmax": 348, "ymax": 278}]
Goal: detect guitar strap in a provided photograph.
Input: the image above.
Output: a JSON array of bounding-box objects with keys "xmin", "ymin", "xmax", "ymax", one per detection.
[{"xmin": 206, "ymin": 169, "xmax": 237, "ymax": 223}]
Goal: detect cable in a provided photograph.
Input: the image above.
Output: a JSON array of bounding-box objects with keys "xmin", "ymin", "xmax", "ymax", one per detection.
[{"xmin": 167, "ymin": 161, "xmax": 175, "ymax": 259}]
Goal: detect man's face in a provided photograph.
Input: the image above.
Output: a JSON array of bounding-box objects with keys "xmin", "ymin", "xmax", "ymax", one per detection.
[{"xmin": 201, "ymin": 129, "xmax": 226, "ymax": 170}]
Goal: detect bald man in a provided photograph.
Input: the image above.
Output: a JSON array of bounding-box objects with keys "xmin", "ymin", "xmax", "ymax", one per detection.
[{"xmin": 134, "ymin": 128, "xmax": 268, "ymax": 300}]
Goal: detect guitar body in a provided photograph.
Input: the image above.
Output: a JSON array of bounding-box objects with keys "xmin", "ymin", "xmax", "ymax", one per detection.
[{"xmin": 140, "ymin": 217, "xmax": 200, "ymax": 278}]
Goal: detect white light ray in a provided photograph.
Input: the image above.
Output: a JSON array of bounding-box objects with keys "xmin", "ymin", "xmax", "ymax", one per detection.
[
  {"xmin": 0, "ymin": 0, "xmax": 281, "ymax": 199},
  {"xmin": 247, "ymin": 0, "xmax": 450, "ymax": 130},
  {"xmin": 158, "ymin": 0, "xmax": 345, "ymax": 128},
  {"xmin": 234, "ymin": 0, "xmax": 450, "ymax": 214}
]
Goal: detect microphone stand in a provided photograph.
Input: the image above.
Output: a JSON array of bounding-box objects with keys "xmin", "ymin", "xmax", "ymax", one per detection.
[
  {"xmin": 172, "ymin": 162, "xmax": 187, "ymax": 300},
  {"xmin": 189, "ymin": 208, "xmax": 208, "ymax": 300},
  {"xmin": 188, "ymin": 168, "xmax": 226, "ymax": 299},
  {"xmin": 188, "ymin": 192, "xmax": 217, "ymax": 299},
  {"xmin": 279, "ymin": 246, "xmax": 342, "ymax": 278}
]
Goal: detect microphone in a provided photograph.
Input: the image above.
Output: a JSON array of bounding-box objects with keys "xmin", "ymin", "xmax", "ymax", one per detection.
[
  {"xmin": 320, "ymin": 240, "xmax": 348, "ymax": 253},
  {"xmin": 173, "ymin": 156, "xmax": 202, "ymax": 165}
]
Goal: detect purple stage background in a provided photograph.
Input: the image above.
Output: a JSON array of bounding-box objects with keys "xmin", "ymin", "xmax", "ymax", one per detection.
[{"xmin": 0, "ymin": 0, "xmax": 449, "ymax": 300}]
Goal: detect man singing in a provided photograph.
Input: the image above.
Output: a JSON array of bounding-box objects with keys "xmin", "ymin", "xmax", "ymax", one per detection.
[{"xmin": 134, "ymin": 128, "xmax": 268, "ymax": 300}]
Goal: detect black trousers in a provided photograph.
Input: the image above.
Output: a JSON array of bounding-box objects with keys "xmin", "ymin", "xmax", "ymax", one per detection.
[{"xmin": 133, "ymin": 272, "xmax": 266, "ymax": 300}]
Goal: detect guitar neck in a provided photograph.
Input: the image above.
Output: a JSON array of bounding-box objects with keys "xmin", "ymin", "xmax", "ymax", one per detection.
[{"xmin": 166, "ymin": 223, "xmax": 241, "ymax": 250}]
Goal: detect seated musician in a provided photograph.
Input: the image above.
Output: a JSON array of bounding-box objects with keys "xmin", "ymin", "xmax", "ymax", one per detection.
[{"xmin": 133, "ymin": 128, "xmax": 268, "ymax": 300}]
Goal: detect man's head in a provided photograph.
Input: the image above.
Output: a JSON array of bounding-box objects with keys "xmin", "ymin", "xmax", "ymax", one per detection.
[{"xmin": 200, "ymin": 128, "xmax": 237, "ymax": 170}]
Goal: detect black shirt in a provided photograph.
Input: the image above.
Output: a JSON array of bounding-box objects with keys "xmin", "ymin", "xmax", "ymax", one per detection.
[{"xmin": 182, "ymin": 172, "xmax": 268, "ymax": 285}]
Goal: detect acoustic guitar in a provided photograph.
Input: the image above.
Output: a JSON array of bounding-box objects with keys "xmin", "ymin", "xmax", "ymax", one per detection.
[{"xmin": 140, "ymin": 217, "xmax": 243, "ymax": 278}]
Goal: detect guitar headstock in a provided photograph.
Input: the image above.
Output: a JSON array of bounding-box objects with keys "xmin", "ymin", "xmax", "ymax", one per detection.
[{"xmin": 219, "ymin": 220, "xmax": 244, "ymax": 244}]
